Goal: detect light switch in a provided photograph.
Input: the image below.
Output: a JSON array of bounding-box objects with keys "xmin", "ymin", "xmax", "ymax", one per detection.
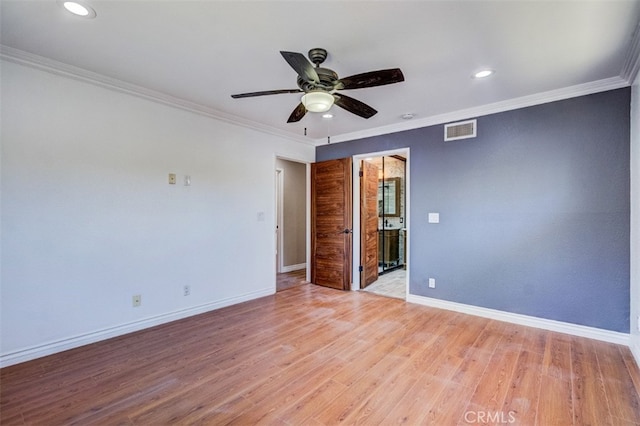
[
  {"xmin": 428, "ymin": 212, "xmax": 439, "ymax": 223},
  {"xmin": 168, "ymin": 173, "xmax": 176, "ymax": 185},
  {"xmin": 428, "ymin": 278, "xmax": 436, "ymax": 288}
]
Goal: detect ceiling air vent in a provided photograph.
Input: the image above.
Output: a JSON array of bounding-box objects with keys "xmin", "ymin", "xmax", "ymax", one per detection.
[{"xmin": 444, "ymin": 119, "xmax": 477, "ymax": 141}]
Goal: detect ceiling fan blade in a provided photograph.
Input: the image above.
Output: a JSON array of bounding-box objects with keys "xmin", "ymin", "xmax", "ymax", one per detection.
[
  {"xmin": 337, "ymin": 68, "xmax": 404, "ymax": 90},
  {"xmin": 333, "ymin": 93, "xmax": 377, "ymax": 119},
  {"xmin": 280, "ymin": 51, "xmax": 319, "ymax": 84},
  {"xmin": 287, "ymin": 102, "xmax": 307, "ymax": 123},
  {"xmin": 231, "ymin": 89, "xmax": 302, "ymax": 99}
]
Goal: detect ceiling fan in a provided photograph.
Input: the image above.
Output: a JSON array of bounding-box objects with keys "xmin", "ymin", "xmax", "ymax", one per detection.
[{"xmin": 231, "ymin": 48, "xmax": 404, "ymax": 123}]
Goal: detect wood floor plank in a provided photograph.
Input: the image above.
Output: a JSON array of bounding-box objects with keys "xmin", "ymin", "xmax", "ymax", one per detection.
[
  {"xmin": 425, "ymin": 379, "xmax": 477, "ymax": 425},
  {"xmin": 502, "ymin": 349, "xmax": 543, "ymax": 425},
  {"xmin": 621, "ymin": 346, "xmax": 640, "ymax": 397},
  {"xmin": 595, "ymin": 341, "xmax": 640, "ymax": 424},
  {"xmin": 380, "ymin": 373, "xmax": 450, "ymax": 425},
  {"xmin": 536, "ymin": 374, "xmax": 574, "ymax": 426},
  {"xmin": 542, "ymin": 333, "xmax": 573, "ymax": 381},
  {"xmin": 275, "ymin": 379, "xmax": 348, "ymax": 424},
  {"xmin": 312, "ymin": 344, "xmax": 414, "ymax": 424},
  {"xmin": 177, "ymin": 394, "xmax": 256, "ymax": 425},
  {"xmin": 1, "ymin": 284, "xmax": 639, "ymax": 425},
  {"xmin": 466, "ymin": 344, "xmax": 521, "ymax": 413},
  {"xmin": 571, "ymin": 336, "xmax": 614, "ymax": 425},
  {"xmin": 341, "ymin": 371, "xmax": 418, "ymax": 425}
]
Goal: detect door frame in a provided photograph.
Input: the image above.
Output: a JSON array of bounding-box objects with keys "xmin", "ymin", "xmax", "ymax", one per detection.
[
  {"xmin": 275, "ymin": 167, "xmax": 284, "ymax": 274},
  {"xmin": 351, "ymin": 148, "xmax": 410, "ymax": 296}
]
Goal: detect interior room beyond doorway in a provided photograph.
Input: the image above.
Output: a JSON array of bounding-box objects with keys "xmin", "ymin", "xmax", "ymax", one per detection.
[
  {"xmin": 358, "ymin": 153, "xmax": 407, "ymax": 299},
  {"xmin": 275, "ymin": 158, "xmax": 308, "ymax": 291},
  {"xmin": 368, "ymin": 155, "xmax": 406, "ymax": 275}
]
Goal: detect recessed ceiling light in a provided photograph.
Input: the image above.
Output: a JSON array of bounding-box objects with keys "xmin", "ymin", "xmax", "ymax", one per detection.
[
  {"xmin": 473, "ymin": 69, "xmax": 494, "ymax": 79},
  {"xmin": 322, "ymin": 113, "xmax": 333, "ymax": 119},
  {"xmin": 401, "ymin": 113, "xmax": 415, "ymax": 120},
  {"xmin": 58, "ymin": 0, "xmax": 96, "ymax": 18}
]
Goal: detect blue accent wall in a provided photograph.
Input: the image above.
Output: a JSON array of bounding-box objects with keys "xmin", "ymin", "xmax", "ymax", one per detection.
[{"xmin": 317, "ymin": 88, "xmax": 630, "ymax": 332}]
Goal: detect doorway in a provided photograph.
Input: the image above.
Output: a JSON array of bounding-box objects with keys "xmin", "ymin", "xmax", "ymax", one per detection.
[
  {"xmin": 370, "ymin": 155, "xmax": 406, "ymax": 275},
  {"xmin": 275, "ymin": 158, "xmax": 308, "ymax": 292},
  {"xmin": 352, "ymin": 149, "xmax": 410, "ymax": 299}
]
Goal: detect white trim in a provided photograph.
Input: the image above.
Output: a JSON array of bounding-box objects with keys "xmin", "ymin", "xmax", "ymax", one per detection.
[
  {"xmin": 2, "ymin": 46, "xmax": 630, "ymax": 149},
  {"xmin": 407, "ymin": 294, "xmax": 629, "ymax": 346},
  {"xmin": 326, "ymin": 77, "xmax": 629, "ymax": 145},
  {"xmin": 275, "ymin": 167, "xmax": 284, "ymax": 274},
  {"xmin": 0, "ymin": 45, "xmax": 312, "ymax": 146},
  {"xmin": 0, "ymin": 288, "xmax": 273, "ymax": 368},
  {"xmin": 281, "ymin": 263, "xmax": 307, "ymax": 273}
]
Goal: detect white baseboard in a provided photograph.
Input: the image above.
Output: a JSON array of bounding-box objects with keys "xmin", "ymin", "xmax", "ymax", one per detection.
[
  {"xmin": 281, "ymin": 263, "xmax": 306, "ymax": 273},
  {"xmin": 0, "ymin": 288, "xmax": 274, "ymax": 368},
  {"xmin": 407, "ymin": 294, "xmax": 629, "ymax": 346}
]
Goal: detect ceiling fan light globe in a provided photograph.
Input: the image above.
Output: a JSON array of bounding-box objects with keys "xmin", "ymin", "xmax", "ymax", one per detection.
[{"xmin": 301, "ymin": 92, "xmax": 334, "ymax": 113}]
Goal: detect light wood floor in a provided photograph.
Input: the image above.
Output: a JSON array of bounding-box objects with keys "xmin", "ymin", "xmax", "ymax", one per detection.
[
  {"xmin": 276, "ymin": 269, "xmax": 307, "ymax": 292},
  {"xmin": 2, "ymin": 284, "xmax": 640, "ymax": 425}
]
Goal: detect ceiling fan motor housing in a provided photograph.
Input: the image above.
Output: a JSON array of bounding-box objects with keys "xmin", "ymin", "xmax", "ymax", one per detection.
[{"xmin": 297, "ymin": 68, "xmax": 338, "ymax": 92}]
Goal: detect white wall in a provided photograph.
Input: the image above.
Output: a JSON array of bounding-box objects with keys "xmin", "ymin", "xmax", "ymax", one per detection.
[
  {"xmin": 631, "ymin": 71, "xmax": 640, "ymax": 364},
  {"xmin": 0, "ymin": 60, "xmax": 315, "ymax": 366}
]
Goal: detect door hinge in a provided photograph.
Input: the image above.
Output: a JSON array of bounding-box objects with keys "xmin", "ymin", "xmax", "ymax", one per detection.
[
  {"xmin": 359, "ymin": 265, "xmax": 363, "ymax": 272},
  {"xmin": 359, "ymin": 169, "xmax": 363, "ymax": 177}
]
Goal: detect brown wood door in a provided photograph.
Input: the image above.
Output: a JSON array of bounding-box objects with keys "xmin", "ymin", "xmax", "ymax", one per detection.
[
  {"xmin": 360, "ymin": 160, "xmax": 379, "ymax": 288},
  {"xmin": 311, "ymin": 158, "xmax": 352, "ymax": 290}
]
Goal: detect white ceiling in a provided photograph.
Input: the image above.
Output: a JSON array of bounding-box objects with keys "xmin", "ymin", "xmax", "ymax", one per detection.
[{"xmin": 2, "ymin": 0, "xmax": 639, "ymax": 144}]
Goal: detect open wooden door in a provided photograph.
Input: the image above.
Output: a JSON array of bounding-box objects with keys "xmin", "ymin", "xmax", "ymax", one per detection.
[
  {"xmin": 311, "ymin": 158, "xmax": 352, "ymax": 290},
  {"xmin": 360, "ymin": 160, "xmax": 379, "ymax": 288}
]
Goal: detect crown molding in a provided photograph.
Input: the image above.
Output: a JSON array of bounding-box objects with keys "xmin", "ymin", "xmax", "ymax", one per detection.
[
  {"xmin": 0, "ymin": 45, "xmax": 314, "ymax": 146},
  {"xmin": 324, "ymin": 76, "xmax": 630, "ymax": 144},
  {"xmin": 2, "ymin": 45, "xmax": 632, "ymax": 148}
]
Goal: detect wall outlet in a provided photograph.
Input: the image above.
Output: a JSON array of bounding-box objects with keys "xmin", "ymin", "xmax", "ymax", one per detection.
[
  {"xmin": 168, "ymin": 173, "xmax": 176, "ymax": 184},
  {"xmin": 132, "ymin": 294, "xmax": 141, "ymax": 307},
  {"xmin": 184, "ymin": 285, "xmax": 191, "ymax": 296},
  {"xmin": 428, "ymin": 278, "xmax": 436, "ymax": 288}
]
